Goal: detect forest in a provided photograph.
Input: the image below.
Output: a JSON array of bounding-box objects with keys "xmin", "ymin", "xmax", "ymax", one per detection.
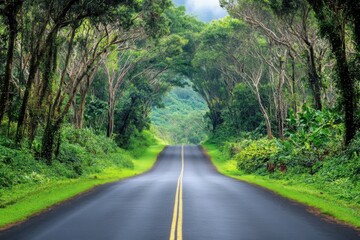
[
  {"xmin": 151, "ymin": 87, "xmax": 208, "ymax": 144},
  {"xmin": 0, "ymin": 0, "xmax": 360, "ymax": 228}
]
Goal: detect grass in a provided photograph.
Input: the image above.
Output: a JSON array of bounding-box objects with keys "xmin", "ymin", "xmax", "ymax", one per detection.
[
  {"xmin": 202, "ymin": 142, "xmax": 360, "ymax": 228},
  {"xmin": 0, "ymin": 143, "xmax": 165, "ymax": 229},
  {"xmin": 132, "ymin": 143, "xmax": 165, "ymax": 173}
]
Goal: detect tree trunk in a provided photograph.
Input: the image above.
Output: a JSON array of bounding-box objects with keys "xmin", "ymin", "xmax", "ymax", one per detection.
[
  {"xmin": 277, "ymin": 57, "xmax": 285, "ymax": 140},
  {"xmin": 41, "ymin": 107, "xmax": 63, "ymax": 164},
  {"xmin": 334, "ymin": 47, "xmax": 356, "ymax": 145},
  {"xmin": 16, "ymin": 32, "xmax": 51, "ymax": 143},
  {"xmin": 74, "ymin": 73, "xmax": 94, "ymax": 129},
  {"xmin": 28, "ymin": 116, "xmax": 39, "ymax": 148},
  {"xmin": 255, "ymin": 86, "xmax": 273, "ymax": 139},
  {"xmin": 0, "ymin": 6, "xmax": 19, "ymax": 125},
  {"xmin": 72, "ymin": 99, "xmax": 79, "ymax": 128},
  {"xmin": 74, "ymin": 95, "xmax": 87, "ymax": 129},
  {"xmin": 118, "ymin": 107, "xmax": 132, "ymax": 137},
  {"xmin": 41, "ymin": 120, "xmax": 61, "ymax": 164},
  {"xmin": 41, "ymin": 75, "xmax": 87, "ymax": 163},
  {"xmin": 77, "ymin": 96, "xmax": 87, "ymax": 129},
  {"xmin": 107, "ymin": 95, "xmax": 115, "ymax": 138},
  {"xmin": 290, "ymin": 53, "xmax": 297, "ymax": 113},
  {"xmin": 16, "ymin": 58, "xmax": 38, "ymax": 143},
  {"xmin": 38, "ymin": 29, "xmax": 59, "ymax": 107},
  {"xmin": 348, "ymin": 1, "xmax": 360, "ymax": 53},
  {"xmin": 307, "ymin": 46, "xmax": 322, "ymax": 110},
  {"xmin": 307, "ymin": 0, "xmax": 357, "ymax": 145},
  {"xmin": 15, "ymin": 12, "xmax": 67, "ymax": 144}
]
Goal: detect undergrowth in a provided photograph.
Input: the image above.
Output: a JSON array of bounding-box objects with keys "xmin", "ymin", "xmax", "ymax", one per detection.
[
  {"xmin": 0, "ymin": 126, "xmax": 162, "ymax": 211},
  {"xmin": 204, "ymin": 107, "xmax": 360, "ymax": 227}
]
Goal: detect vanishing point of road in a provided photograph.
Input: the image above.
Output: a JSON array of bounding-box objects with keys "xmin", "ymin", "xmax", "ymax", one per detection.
[{"xmin": 0, "ymin": 145, "xmax": 359, "ymax": 240}]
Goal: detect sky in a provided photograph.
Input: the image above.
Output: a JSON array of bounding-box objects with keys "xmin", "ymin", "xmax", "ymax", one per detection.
[{"xmin": 173, "ymin": 0, "xmax": 228, "ymax": 22}]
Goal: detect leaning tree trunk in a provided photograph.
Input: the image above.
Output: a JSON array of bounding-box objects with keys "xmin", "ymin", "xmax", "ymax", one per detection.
[
  {"xmin": 38, "ymin": 32, "xmax": 58, "ymax": 107},
  {"xmin": 16, "ymin": 57, "xmax": 38, "ymax": 143},
  {"xmin": 16, "ymin": 28, "xmax": 53, "ymax": 143},
  {"xmin": 29, "ymin": 35, "xmax": 59, "ymax": 146}
]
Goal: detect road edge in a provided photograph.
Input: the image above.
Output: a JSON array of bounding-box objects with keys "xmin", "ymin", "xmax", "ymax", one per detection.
[
  {"xmin": 199, "ymin": 144, "xmax": 360, "ymax": 233},
  {"xmin": 0, "ymin": 145, "xmax": 167, "ymax": 231}
]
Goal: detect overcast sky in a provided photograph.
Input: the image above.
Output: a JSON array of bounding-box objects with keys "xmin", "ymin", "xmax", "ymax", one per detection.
[{"xmin": 173, "ymin": 0, "xmax": 228, "ymax": 22}]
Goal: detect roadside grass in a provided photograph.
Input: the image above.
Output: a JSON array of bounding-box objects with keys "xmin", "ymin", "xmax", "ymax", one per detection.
[
  {"xmin": 0, "ymin": 143, "xmax": 165, "ymax": 229},
  {"xmin": 131, "ymin": 139, "xmax": 166, "ymax": 173},
  {"xmin": 203, "ymin": 142, "xmax": 360, "ymax": 228}
]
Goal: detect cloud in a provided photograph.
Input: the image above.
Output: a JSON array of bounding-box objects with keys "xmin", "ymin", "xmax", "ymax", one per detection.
[{"xmin": 174, "ymin": 0, "xmax": 228, "ymax": 22}]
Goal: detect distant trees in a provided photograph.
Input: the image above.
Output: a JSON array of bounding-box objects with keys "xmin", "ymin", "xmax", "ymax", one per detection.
[{"xmin": 151, "ymin": 87, "xmax": 208, "ymax": 144}]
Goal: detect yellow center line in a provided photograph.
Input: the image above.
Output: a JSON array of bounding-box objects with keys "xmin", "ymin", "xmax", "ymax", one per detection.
[{"xmin": 169, "ymin": 144, "xmax": 184, "ymax": 240}]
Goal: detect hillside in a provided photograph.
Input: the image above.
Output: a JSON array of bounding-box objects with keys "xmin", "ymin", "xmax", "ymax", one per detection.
[{"xmin": 151, "ymin": 87, "xmax": 209, "ymax": 144}]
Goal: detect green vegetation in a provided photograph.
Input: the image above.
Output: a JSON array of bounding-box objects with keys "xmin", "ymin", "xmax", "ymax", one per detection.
[
  {"xmin": 1, "ymin": 0, "xmax": 360, "ymax": 231},
  {"xmin": 151, "ymin": 87, "xmax": 209, "ymax": 144},
  {"xmin": 179, "ymin": 0, "xmax": 360, "ymax": 228},
  {"xmin": 0, "ymin": 126, "xmax": 164, "ymax": 228},
  {"xmin": 0, "ymin": 2, "xmax": 204, "ymax": 229},
  {"xmin": 204, "ymin": 141, "xmax": 360, "ymax": 227}
]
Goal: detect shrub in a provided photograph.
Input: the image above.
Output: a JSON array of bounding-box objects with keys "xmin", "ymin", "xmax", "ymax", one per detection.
[
  {"xmin": 0, "ymin": 145, "xmax": 48, "ymax": 187},
  {"xmin": 0, "ymin": 163, "xmax": 18, "ymax": 188},
  {"xmin": 126, "ymin": 130, "xmax": 157, "ymax": 157},
  {"xmin": 235, "ymin": 138, "xmax": 279, "ymax": 173},
  {"xmin": 62, "ymin": 126, "xmax": 117, "ymax": 155},
  {"xmin": 271, "ymin": 107, "xmax": 344, "ymax": 174}
]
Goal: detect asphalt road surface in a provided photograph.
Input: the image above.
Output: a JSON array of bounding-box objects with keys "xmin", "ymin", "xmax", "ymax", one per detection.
[{"xmin": 0, "ymin": 145, "xmax": 359, "ymax": 240}]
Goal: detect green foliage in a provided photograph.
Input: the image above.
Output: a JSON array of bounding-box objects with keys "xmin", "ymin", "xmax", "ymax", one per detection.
[
  {"xmin": 151, "ymin": 87, "xmax": 209, "ymax": 144},
  {"xmin": 314, "ymin": 153, "xmax": 360, "ymax": 203},
  {"xmin": 142, "ymin": 0, "xmax": 172, "ymax": 37},
  {"xmin": 281, "ymin": 106, "xmax": 343, "ymax": 171},
  {"xmin": 0, "ymin": 143, "xmax": 164, "ymax": 228},
  {"xmin": 114, "ymin": 86, "xmax": 153, "ymax": 146},
  {"xmin": 84, "ymin": 97, "xmax": 108, "ymax": 132},
  {"xmin": 0, "ymin": 144, "xmax": 46, "ymax": 188},
  {"xmin": 204, "ymin": 142, "xmax": 360, "ymax": 227},
  {"xmin": 235, "ymin": 138, "xmax": 280, "ymax": 173},
  {"xmin": 62, "ymin": 126, "xmax": 117, "ymax": 155},
  {"xmin": 125, "ymin": 129, "xmax": 158, "ymax": 157},
  {"xmin": 221, "ymin": 83, "xmax": 265, "ymax": 135},
  {"xmin": 224, "ymin": 107, "xmax": 343, "ymax": 174},
  {"xmin": 207, "ymin": 106, "xmax": 360, "ymax": 209},
  {"xmin": 0, "ymin": 125, "xmax": 134, "ymax": 190}
]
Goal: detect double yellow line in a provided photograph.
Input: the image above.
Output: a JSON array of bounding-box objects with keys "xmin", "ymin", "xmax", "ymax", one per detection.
[{"xmin": 169, "ymin": 145, "xmax": 184, "ymax": 240}]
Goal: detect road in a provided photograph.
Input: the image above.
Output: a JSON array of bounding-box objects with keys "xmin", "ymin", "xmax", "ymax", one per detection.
[{"xmin": 0, "ymin": 145, "xmax": 359, "ymax": 240}]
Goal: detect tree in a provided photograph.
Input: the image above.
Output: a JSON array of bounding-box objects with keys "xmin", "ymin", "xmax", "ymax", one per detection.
[
  {"xmin": 0, "ymin": 0, "xmax": 23, "ymax": 125},
  {"xmin": 306, "ymin": 0, "xmax": 358, "ymax": 145},
  {"xmin": 104, "ymin": 50, "xmax": 140, "ymax": 137},
  {"xmin": 15, "ymin": 0, "xmax": 143, "ymax": 144},
  {"xmin": 192, "ymin": 17, "xmax": 276, "ymax": 137},
  {"xmin": 221, "ymin": 0, "xmax": 326, "ymax": 111}
]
